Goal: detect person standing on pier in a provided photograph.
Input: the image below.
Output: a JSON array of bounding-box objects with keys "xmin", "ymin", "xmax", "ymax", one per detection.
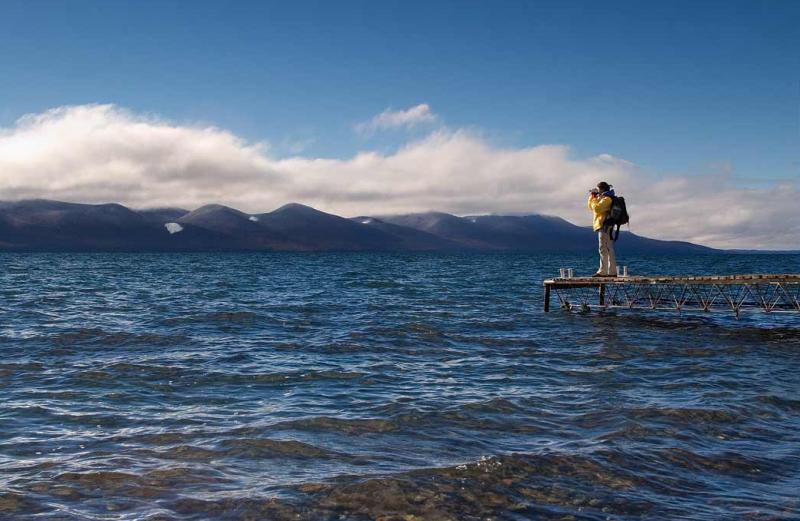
[{"xmin": 588, "ymin": 182, "xmax": 617, "ymax": 277}]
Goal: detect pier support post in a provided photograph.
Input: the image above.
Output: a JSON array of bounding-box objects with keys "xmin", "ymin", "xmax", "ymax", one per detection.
[
  {"xmin": 599, "ymin": 284, "xmax": 605, "ymax": 308},
  {"xmin": 544, "ymin": 284, "xmax": 551, "ymax": 312}
]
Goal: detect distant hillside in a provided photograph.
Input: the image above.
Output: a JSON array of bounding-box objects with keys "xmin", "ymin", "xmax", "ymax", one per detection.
[
  {"xmin": 378, "ymin": 212, "xmax": 716, "ymax": 254},
  {"xmin": 0, "ymin": 199, "xmax": 719, "ymax": 253}
]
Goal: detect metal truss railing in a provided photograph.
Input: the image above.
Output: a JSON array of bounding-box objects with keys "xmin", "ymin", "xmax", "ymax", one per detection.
[{"xmin": 550, "ymin": 282, "xmax": 800, "ymax": 316}]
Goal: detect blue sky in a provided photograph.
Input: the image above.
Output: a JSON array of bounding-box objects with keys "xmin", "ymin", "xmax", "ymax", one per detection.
[
  {"xmin": 0, "ymin": 1, "xmax": 798, "ymax": 248},
  {"xmin": 1, "ymin": 0, "xmax": 797, "ymax": 179}
]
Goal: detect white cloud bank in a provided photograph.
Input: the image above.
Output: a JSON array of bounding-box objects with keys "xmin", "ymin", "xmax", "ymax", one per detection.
[
  {"xmin": 0, "ymin": 103, "xmax": 797, "ymax": 249},
  {"xmin": 355, "ymin": 103, "xmax": 438, "ymax": 134}
]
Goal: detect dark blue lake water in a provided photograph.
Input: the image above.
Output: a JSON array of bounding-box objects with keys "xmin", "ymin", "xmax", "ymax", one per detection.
[{"xmin": 1, "ymin": 253, "xmax": 799, "ymax": 520}]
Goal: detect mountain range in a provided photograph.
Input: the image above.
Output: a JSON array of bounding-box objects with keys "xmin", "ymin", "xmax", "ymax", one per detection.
[{"xmin": 0, "ymin": 199, "xmax": 717, "ymax": 253}]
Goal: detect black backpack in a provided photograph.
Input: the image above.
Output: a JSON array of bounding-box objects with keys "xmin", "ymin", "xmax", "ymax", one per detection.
[{"xmin": 605, "ymin": 195, "xmax": 629, "ymax": 241}]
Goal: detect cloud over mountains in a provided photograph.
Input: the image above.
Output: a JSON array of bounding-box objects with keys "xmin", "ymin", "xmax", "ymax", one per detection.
[{"xmin": 0, "ymin": 104, "xmax": 796, "ymax": 249}]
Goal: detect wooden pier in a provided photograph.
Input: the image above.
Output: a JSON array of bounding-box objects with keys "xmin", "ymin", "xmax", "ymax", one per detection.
[{"xmin": 543, "ymin": 274, "xmax": 800, "ymax": 315}]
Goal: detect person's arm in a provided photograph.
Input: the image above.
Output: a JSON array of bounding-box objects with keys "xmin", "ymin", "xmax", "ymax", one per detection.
[
  {"xmin": 587, "ymin": 194, "xmax": 596, "ymax": 210},
  {"xmin": 594, "ymin": 196, "xmax": 612, "ymax": 214}
]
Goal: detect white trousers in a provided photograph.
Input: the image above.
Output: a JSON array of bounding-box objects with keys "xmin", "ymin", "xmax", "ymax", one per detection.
[{"xmin": 598, "ymin": 230, "xmax": 617, "ymax": 275}]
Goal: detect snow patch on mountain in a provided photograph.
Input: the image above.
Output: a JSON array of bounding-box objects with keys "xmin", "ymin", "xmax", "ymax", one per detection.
[{"xmin": 165, "ymin": 222, "xmax": 184, "ymax": 234}]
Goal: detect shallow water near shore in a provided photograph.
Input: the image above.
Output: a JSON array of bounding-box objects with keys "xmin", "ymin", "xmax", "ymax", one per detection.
[{"xmin": 1, "ymin": 252, "xmax": 799, "ymax": 520}]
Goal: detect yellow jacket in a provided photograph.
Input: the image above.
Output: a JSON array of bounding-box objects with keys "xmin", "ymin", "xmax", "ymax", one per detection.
[{"xmin": 588, "ymin": 194, "xmax": 612, "ymax": 232}]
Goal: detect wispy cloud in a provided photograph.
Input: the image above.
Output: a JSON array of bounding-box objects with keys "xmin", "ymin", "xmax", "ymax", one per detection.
[
  {"xmin": 355, "ymin": 103, "xmax": 438, "ymax": 135},
  {"xmin": 0, "ymin": 104, "xmax": 797, "ymax": 249}
]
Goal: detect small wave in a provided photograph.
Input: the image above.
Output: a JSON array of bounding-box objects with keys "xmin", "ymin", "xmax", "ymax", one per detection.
[
  {"xmin": 2, "ymin": 405, "xmax": 128, "ymax": 431},
  {"xmin": 162, "ymin": 451, "xmax": 655, "ymax": 520},
  {"xmin": 220, "ymin": 438, "xmax": 342, "ymax": 459},
  {"xmin": 54, "ymin": 470, "xmax": 141, "ymax": 491},
  {"xmin": 628, "ymin": 406, "xmax": 743, "ymax": 424},
  {"xmin": 198, "ymin": 369, "xmax": 367, "ymax": 386},
  {"xmin": 142, "ymin": 467, "xmax": 228, "ymax": 486},
  {"xmin": 0, "ymin": 362, "xmax": 45, "ymax": 377},
  {"xmin": 454, "ymin": 398, "xmax": 522, "ymax": 413},
  {"xmin": 0, "ymin": 492, "xmax": 46, "ymax": 515},
  {"xmin": 600, "ymin": 313, "xmax": 718, "ymax": 331},
  {"xmin": 68, "ymin": 364, "xmax": 367, "ymax": 389},
  {"xmin": 170, "ymin": 496, "xmax": 302, "ymax": 519},
  {"xmin": 717, "ymin": 327, "xmax": 800, "ymax": 343},
  {"xmin": 136, "ymin": 444, "xmax": 219, "ymax": 461},
  {"xmin": 163, "ymin": 311, "xmax": 258, "ymax": 326},
  {"xmin": 136, "ymin": 439, "xmax": 349, "ymax": 462},
  {"xmin": 597, "ymin": 422, "xmax": 677, "ymax": 442},
  {"xmin": 37, "ymin": 467, "xmax": 228, "ymax": 500},
  {"xmin": 305, "ymin": 452, "xmax": 651, "ymax": 519},
  {"xmin": 275, "ymin": 341, "xmax": 375, "ymax": 354},
  {"xmin": 102, "ymin": 362, "xmax": 187, "ymax": 381},
  {"xmin": 349, "ymin": 279, "xmax": 407, "ymax": 289},
  {"xmin": 48, "ymin": 328, "xmax": 188, "ymax": 348},
  {"xmin": 269, "ymin": 407, "xmax": 543, "ymax": 437},
  {"xmin": 270, "ymin": 416, "xmax": 398, "ymax": 435},
  {"xmin": 656, "ymin": 448, "xmax": 779, "ymax": 479},
  {"xmin": 754, "ymin": 394, "xmax": 800, "ymax": 412},
  {"xmin": 118, "ymin": 431, "xmax": 202, "ymax": 445}
]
